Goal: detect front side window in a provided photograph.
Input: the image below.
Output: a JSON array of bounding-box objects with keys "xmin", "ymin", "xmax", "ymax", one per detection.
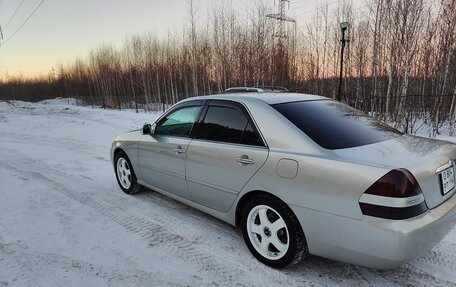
[
  {"xmin": 195, "ymin": 105, "xmax": 263, "ymax": 146},
  {"xmin": 155, "ymin": 106, "xmax": 201, "ymax": 137}
]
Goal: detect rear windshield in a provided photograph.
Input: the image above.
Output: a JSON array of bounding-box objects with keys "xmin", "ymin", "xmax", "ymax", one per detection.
[{"xmin": 272, "ymin": 100, "xmax": 402, "ymax": 150}]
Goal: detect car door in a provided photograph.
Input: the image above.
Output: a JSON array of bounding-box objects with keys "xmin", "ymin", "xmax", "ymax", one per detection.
[
  {"xmin": 186, "ymin": 100, "xmax": 269, "ymax": 212},
  {"xmin": 138, "ymin": 101, "xmax": 203, "ymax": 200}
]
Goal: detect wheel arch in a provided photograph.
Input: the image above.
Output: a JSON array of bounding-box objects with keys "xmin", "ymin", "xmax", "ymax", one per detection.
[
  {"xmin": 112, "ymin": 147, "xmax": 128, "ymax": 170},
  {"xmin": 113, "ymin": 147, "xmax": 125, "ymax": 160}
]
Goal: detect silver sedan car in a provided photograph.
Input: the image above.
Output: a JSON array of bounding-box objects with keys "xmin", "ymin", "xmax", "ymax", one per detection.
[{"xmin": 111, "ymin": 93, "xmax": 456, "ymax": 269}]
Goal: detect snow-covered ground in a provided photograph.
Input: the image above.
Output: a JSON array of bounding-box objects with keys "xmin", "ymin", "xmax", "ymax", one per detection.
[{"xmin": 1, "ymin": 98, "xmax": 456, "ymax": 287}]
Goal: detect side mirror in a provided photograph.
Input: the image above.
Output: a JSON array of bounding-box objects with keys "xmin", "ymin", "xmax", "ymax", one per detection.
[
  {"xmin": 142, "ymin": 123, "xmax": 156, "ymax": 135},
  {"xmin": 142, "ymin": 124, "xmax": 152, "ymax": 135}
]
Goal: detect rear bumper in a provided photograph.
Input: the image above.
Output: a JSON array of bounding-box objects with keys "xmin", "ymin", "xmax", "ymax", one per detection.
[{"xmin": 290, "ymin": 193, "xmax": 456, "ymax": 269}]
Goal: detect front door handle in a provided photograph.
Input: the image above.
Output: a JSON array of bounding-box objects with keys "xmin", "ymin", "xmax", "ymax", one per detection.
[
  {"xmin": 236, "ymin": 155, "xmax": 255, "ymax": 166},
  {"xmin": 174, "ymin": 145, "xmax": 186, "ymax": 154}
]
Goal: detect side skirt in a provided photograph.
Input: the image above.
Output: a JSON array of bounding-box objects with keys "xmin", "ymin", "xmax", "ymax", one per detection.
[{"xmin": 137, "ymin": 180, "xmax": 236, "ymax": 226}]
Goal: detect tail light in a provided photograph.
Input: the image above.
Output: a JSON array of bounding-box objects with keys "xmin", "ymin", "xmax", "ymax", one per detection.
[{"xmin": 359, "ymin": 169, "xmax": 428, "ymax": 220}]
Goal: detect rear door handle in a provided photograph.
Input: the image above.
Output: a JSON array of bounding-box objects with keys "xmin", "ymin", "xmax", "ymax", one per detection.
[
  {"xmin": 236, "ymin": 155, "xmax": 255, "ymax": 166},
  {"xmin": 174, "ymin": 145, "xmax": 186, "ymax": 154}
]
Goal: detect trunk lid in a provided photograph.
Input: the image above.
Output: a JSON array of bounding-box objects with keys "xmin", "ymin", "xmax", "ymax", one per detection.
[{"xmin": 334, "ymin": 135, "xmax": 456, "ymax": 209}]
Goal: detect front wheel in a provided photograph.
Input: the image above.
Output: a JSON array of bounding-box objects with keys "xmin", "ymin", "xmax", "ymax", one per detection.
[
  {"xmin": 241, "ymin": 194, "xmax": 307, "ymax": 268},
  {"xmin": 114, "ymin": 151, "xmax": 140, "ymax": 195}
]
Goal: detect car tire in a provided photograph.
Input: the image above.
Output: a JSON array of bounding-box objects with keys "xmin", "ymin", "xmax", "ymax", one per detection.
[
  {"xmin": 241, "ymin": 193, "xmax": 306, "ymax": 268},
  {"xmin": 114, "ymin": 151, "xmax": 141, "ymax": 195}
]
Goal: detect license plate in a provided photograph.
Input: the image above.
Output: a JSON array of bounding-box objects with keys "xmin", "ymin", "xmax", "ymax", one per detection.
[{"xmin": 440, "ymin": 166, "xmax": 455, "ymax": 195}]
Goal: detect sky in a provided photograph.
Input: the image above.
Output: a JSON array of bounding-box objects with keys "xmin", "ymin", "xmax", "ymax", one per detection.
[
  {"xmin": 0, "ymin": 0, "xmax": 352, "ymax": 77},
  {"xmin": 0, "ymin": 0, "xmax": 191, "ymax": 77}
]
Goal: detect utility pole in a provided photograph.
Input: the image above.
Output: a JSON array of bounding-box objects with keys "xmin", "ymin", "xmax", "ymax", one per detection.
[
  {"xmin": 267, "ymin": 0, "xmax": 295, "ymax": 87},
  {"xmin": 337, "ymin": 21, "xmax": 349, "ymax": 102}
]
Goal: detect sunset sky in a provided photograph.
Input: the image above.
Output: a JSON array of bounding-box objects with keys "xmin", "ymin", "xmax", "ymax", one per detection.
[{"xmin": 0, "ymin": 0, "xmax": 344, "ymax": 77}]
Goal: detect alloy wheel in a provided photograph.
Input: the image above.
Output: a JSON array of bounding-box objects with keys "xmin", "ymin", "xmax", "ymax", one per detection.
[
  {"xmin": 246, "ymin": 205, "xmax": 290, "ymax": 260},
  {"xmin": 116, "ymin": 157, "xmax": 132, "ymax": 189}
]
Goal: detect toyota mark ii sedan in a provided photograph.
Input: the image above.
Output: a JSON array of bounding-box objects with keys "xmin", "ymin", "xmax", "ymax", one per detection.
[{"xmin": 111, "ymin": 93, "xmax": 456, "ymax": 269}]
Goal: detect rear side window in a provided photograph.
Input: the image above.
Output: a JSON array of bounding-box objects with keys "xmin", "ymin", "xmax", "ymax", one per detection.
[
  {"xmin": 155, "ymin": 106, "xmax": 201, "ymax": 137},
  {"xmin": 273, "ymin": 100, "xmax": 402, "ymax": 150},
  {"xmin": 195, "ymin": 105, "xmax": 263, "ymax": 146},
  {"xmin": 242, "ymin": 122, "xmax": 263, "ymax": 146}
]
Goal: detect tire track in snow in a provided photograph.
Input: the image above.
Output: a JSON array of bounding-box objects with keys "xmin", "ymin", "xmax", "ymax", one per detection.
[
  {"xmin": 379, "ymin": 263, "xmax": 456, "ymax": 287},
  {"xmin": 0, "ymin": 243, "xmax": 42, "ymax": 287},
  {"xmin": 410, "ymin": 249, "xmax": 456, "ymax": 284},
  {"xmin": 0, "ymin": 139, "xmax": 309, "ymax": 286},
  {"xmin": 0, "ymin": 243, "xmax": 191, "ymax": 287},
  {"xmin": 101, "ymin": 188, "xmax": 305, "ymax": 286},
  {"xmin": 0, "ymin": 159, "xmax": 302, "ymax": 287}
]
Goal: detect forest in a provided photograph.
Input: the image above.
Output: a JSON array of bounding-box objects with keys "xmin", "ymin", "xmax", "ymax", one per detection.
[{"xmin": 0, "ymin": 0, "xmax": 455, "ymax": 135}]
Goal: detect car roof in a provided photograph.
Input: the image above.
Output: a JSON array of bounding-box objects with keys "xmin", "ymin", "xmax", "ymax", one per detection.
[{"xmin": 189, "ymin": 92, "xmax": 328, "ymax": 105}]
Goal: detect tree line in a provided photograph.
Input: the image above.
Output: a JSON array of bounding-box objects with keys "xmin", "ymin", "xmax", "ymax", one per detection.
[{"xmin": 0, "ymin": 0, "xmax": 455, "ymax": 135}]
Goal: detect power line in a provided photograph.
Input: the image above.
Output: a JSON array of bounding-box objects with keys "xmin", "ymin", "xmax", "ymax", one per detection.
[
  {"xmin": 293, "ymin": 1, "xmax": 340, "ymax": 18},
  {"xmin": 3, "ymin": 0, "xmax": 26, "ymax": 30},
  {"xmin": 289, "ymin": 0, "xmax": 313, "ymax": 10},
  {"xmin": 290, "ymin": 0, "xmax": 337, "ymax": 12},
  {"xmin": 1, "ymin": 0, "xmax": 45, "ymax": 46}
]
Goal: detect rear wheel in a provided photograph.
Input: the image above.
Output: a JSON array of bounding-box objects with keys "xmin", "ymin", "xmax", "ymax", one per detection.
[
  {"xmin": 241, "ymin": 194, "xmax": 306, "ymax": 268},
  {"xmin": 114, "ymin": 151, "xmax": 140, "ymax": 195}
]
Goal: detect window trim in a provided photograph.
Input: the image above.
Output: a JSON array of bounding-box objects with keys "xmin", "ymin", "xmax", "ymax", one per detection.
[
  {"xmin": 191, "ymin": 99, "xmax": 267, "ymax": 147},
  {"xmin": 154, "ymin": 100, "xmax": 204, "ymax": 139}
]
